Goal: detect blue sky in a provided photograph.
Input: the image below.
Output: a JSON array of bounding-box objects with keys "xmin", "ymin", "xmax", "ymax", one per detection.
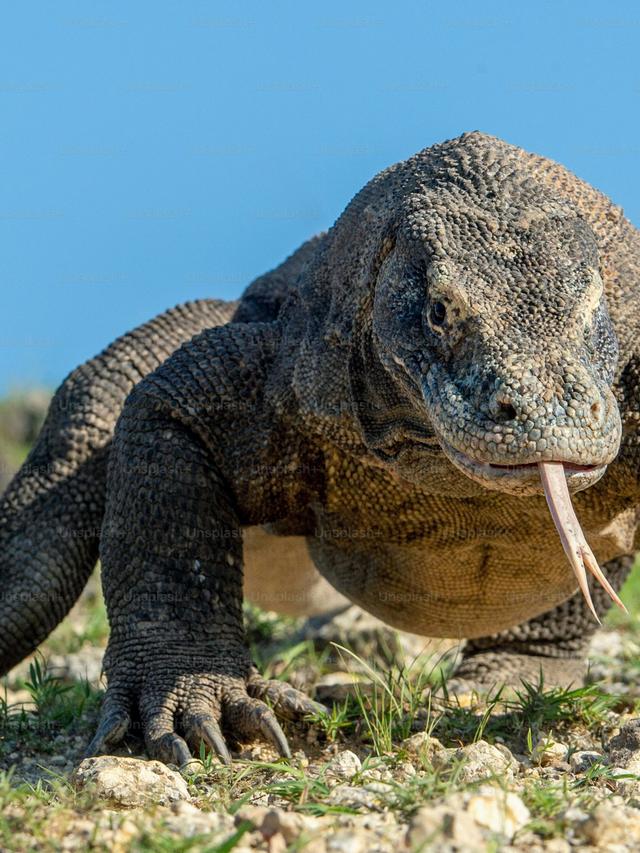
[{"xmin": 1, "ymin": 1, "xmax": 639, "ymax": 393}]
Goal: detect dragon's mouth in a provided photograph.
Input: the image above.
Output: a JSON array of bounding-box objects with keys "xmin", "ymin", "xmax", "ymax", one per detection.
[
  {"xmin": 440, "ymin": 442, "xmax": 626, "ymax": 623},
  {"xmin": 442, "ymin": 441, "xmax": 606, "ymax": 494},
  {"xmin": 487, "ymin": 461, "xmax": 595, "ymax": 471}
]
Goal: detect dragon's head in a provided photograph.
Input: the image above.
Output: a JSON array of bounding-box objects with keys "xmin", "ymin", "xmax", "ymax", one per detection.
[{"xmin": 369, "ymin": 197, "xmax": 621, "ymax": 498}]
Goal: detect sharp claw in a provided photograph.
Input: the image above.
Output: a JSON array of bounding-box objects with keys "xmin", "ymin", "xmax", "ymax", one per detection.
[
  {"xmin": 539, "ymin": 461, "xmax": 627, "ymax": 621},
  {"xmin": 168, "ymin": 734, "xmax": 193, "ymax": 769},
  {"xmin": 276, "ymin": 693, "xmax": 329, "ymax": 721},
  {"xmin": 199, "ymin": 720, "xmax": 232, "ymax": 765},
  {"xmin": 147, "ymin": 729, "xmax": 194, "ymax": 768},
  {"xmin": 84, "ymin": 712, "xmax": 130, "ymax": 757},
  {"xmin": 258, "ymin": 712, "xmax": 291, "ymax": 759},
  {"xmin": 310, "ymin": 699, "xmax": 330, "ymax": 715},
  {"xmin": 248, "ymin": 677, "xmax": 326, "ymax": 721}
]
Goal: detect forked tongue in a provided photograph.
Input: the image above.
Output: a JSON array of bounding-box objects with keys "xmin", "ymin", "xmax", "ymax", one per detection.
[{"xmin": 539, "ymin": 461, "xmax": 626, "ymax": 624}]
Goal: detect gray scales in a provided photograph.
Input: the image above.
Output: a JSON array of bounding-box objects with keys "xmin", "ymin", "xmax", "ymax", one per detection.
[{"xmin": 1, "ymin": 132, "xmax": 639, "ymax": 766}]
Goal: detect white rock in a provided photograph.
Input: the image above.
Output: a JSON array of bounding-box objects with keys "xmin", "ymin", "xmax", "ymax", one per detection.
[
  {"xmin": 401, "ymin": 732, "xmax": 449, "ymax": 764},
  {"xmin": 407, "ymin": 802, "xmax": 485, "ymax": 851},
  {"xmin": 234, "ymin": 805, "xmax": 271, "ymax": 828},
  {"xmin": 531, "ymin": 737, "xmax": 568, "ymax": 766},
  {"xmin": 568, "ymin": 750, "xmax": 602, "ymax": 773},
  {"xmin": 164, "ymin": 801, "xmax": 235, "ymax": 839},
  {"xmin": 59, "ymin": 819, "xmax": 97, "ymax": 851},
  {"xmin": 326, "ymin": 750, "xmax": 362, "ymax": 780},
  {"xmin": 363, "ymin": 781, "xmax": 394, "ymax": 796},
  {"xmin": 621, "ymin": 753, "xmax": 640, "ymax": 775},
  {"xmin": 359, "ymin": 768, "xmax": 382, "ymax": 782},
  {"xmin": 328, "ymin": 785, "xmax": 381, "ymax": 811},
  {"xmin": 465, "ymin": 787, "xmax": 530, "ymax": 839},
  {"xmin": 574, "ymin": 799, "xmax": 640, "ymax": 847},
  {"xmin": 326, "ymin": 830, "xmax": 369, "ymax": 853},
  {"xmin": 562, "ymin": 805, "xmax": 590, "ymax": 825},
  {"xmin": 544, "ymin": 839, "xmax": 571, "ymax": 853},
  {"xmin": 73, "ymin": 756, "xmax": 191, "ymax": 807},
  {"xmin": 236, "ymin": 804, "xmax": 322, "ymax": 845},
  {"xmin": 260, "ymin": 809, "xmax": 318, "ymax": 842},
  {"xmin": 453, "ymin": 740, "xmax": 515, "ymax": 783}
]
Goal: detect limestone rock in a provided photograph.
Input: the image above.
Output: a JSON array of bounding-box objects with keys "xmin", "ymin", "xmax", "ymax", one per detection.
[
  {"xmin": 261, "ymin": 808, "xmax": 317, "ymax": 842},
  {"xmin": 73, "ymin": 756, "xmax": 191, "ymax": 807},
  {"xmin": 328, "ymin": 785, "xmax": 382, "ymax": 811},
  {"xmin": 401, "ymin": 732, "xmax": 449, "ymax": 765},
  {"xmin": 465, "ymin": 788, "xmax": 530, "ymax": 838},
  {"xmin": 573, "ymin": 798, "xmax": 640, "ymax": 847},
  {"xmin": 164, "ymin": 801, "xmax": 235, "ymax": 839},
  {"xmin": 407, "ymin": 802, "xmax": 485, "ymax": 851},
  {"xmin": 235, "ymin": 805, "xmax": 319, "ymax": 843},
  {"xmin": 326, "ymin": 830, "xmax": 370, "ymax": 853},
  {"xmin": 531, "ymin": 737, "xmax": 568, "ymax": 767},
  {"xmin": 326, "ymin": 750, "xmax": 362, "ymax": 781},
  {"xmin": 607, "ymin": 718, "xmax": 640, "ymax": 772},
  {"xmin": 452, "ymin": 739, "xmax": 516, "ymax": 783},
  {"xmin": 568, "ymin": 750, "xmax": 603, "ymax": 773}
]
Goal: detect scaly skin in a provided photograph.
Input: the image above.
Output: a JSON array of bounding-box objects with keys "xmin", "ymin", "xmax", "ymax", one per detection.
[
  {"xmin": 2, "ymin": 131, "xmax": 640, "ymax": 764},
  {"xmin": 0, "ymin": 299, "xmax": 235, "ymax": 673}
]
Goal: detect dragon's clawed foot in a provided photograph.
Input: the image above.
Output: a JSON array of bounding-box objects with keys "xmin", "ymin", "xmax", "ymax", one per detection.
[
  {"xmin": 85, "ymin": 656, "xmax": 323, "ymax": 766},
  {"xmin": 450, "ymin": 649, "xmax": 588, "ymax": 695}
]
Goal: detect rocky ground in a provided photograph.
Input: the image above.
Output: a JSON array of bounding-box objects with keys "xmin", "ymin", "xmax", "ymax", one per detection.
[
  {"xmin": 2, "ymin": 575, "xmax": 640, "ymax": 853},
  {"xmin": 3, "ymin": 395, "xmax": 640, "ymax": 851}
]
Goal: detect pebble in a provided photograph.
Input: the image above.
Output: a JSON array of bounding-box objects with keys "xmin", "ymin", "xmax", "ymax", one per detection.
[
  {"xmin": 607, "ymin": 717, "xmax": 640, "ymax": 772},
  {"xmin": 73, "ymin": 756, "xmax": 191, "ymax": 807},
  {"xmin": 235, "ymin": 805, "xmax": 321, "ymax": 843},
  {"xmin": 572, "ymin": 798, "xmax": 640, "ymax": 847},
  {"xmin": 59, "ymin": 819, "xmax": 96, "ymax": 851},
  {"xmin": 408, "ymin": 786, "xmax": 529, "ymax": 848},
  {"xmin": 465, "ymin": 787, "xmax": 530, "ymax": 838},
  {"xmin": 568, "ymin": 750, "xmax": 603, "ymax": 773},
  {"xmin": 452, "ymin": 739, "xmax": 516, "ymax": 783},
  {"xmin": 531, "ymin": 737, "xmax": 568, "ymax": 767},
  {"xmin": 328, "ymin": 785, "xmax": 382, "ymax": 811},
  {"xmin": 407, "ymin": 802, "xmax": 486, "ymax": 850},
  {"xmin": 401, "ymin": 732, "xmax": 449, "ymax": 765},
  {"xmin": 543, "ymin": 839, "xmax": 571, "ymax": 853},
  {"xmin": 326, "ymin": 830, "xmax": 369, "ymax": 853},
  {"xmin": 326, "ymin": 750, "xmax": 362, "ymax": 781},
  {"xmin": 164, "ymin": 801, "xmax": 235, "ymax": 840}
]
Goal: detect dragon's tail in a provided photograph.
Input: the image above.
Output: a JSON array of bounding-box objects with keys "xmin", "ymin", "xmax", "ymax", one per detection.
[{"xmin": 0, "ymin": 299, "xmax": 235, "ymax": 675}]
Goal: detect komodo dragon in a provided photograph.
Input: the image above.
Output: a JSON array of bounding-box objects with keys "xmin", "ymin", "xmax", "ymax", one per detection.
[{"xmin": 1, "ymin": 131, "xmax": 640, "ymax": 767}]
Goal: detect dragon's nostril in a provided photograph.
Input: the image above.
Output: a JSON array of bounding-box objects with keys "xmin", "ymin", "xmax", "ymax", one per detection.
[
  {"xmin": 489, "ymin": 390, "xmax": 518, "ymax": 422},
  {"xmin": 499, "ymin": 402, "xmax": 517, "ymax": 421},
  {"xmin": 591, "ymin": 401, "xmax": 601, "ymax": 418}
]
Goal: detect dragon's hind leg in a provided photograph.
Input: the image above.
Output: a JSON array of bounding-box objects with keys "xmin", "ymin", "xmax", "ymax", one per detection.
[
  {"xmin": 0, "ymin": 299, "xmax": 234, "ymax": 676},
  {"xmin": 454, "ymin": 555, "xmax": 633, "ymax": 691}
]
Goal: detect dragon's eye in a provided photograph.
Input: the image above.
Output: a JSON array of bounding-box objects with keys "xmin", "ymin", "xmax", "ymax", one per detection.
[{"xmin": 429, "ymin": 301, "xmax": 447, "ymax": 326}]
